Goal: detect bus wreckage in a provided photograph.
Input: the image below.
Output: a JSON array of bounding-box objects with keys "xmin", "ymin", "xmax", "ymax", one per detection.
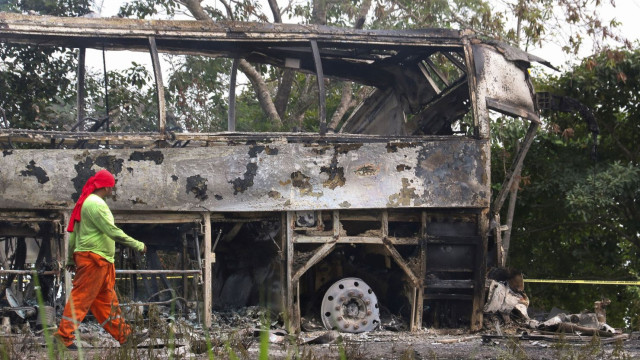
[{"xmin": 0, "ymin": 13, "xmax": 567, "ymax": 333}]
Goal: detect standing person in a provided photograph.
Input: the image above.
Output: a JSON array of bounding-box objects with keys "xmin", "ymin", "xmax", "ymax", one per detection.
[{"xmin": 55, "ymin": 169, "xmax": 147, "ymax": 350}]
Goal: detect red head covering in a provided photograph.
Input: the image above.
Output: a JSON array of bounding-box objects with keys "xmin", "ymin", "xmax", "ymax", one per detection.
[{"xmin": 67, "ymin": 169, "xmax": 116, "ymax": 232}]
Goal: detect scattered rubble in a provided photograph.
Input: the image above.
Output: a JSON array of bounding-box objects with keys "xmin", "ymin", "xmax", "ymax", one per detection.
[{"xmin": 482, "ymin": 268, "xmax": 627, "ymax": 349}]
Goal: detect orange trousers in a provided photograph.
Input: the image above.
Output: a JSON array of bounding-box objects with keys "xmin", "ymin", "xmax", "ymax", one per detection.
[{"xmin": 56, "ymin": 251, "xmax": 131, "ymax": 346}]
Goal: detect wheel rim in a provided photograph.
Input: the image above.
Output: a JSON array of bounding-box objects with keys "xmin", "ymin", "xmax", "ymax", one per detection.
[{"xmin": 320, "ymin": 277, "xmax": 380, "ymax": 333}]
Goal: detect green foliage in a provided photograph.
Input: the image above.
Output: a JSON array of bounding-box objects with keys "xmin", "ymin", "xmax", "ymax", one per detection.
[
  {"xmin": 166, "ymin": 56, "xmax": 230, "ymax": 132},
  {"xmin": 505, "ymin": 47, "xmax": 640, "ymax": 328},
  {"xmin": 0, "ymin": 1, "xmax": 91, "ymax": 129},
  {"xmin": 0, "ymin": 45, "xmax": 77, "ymax": 129},
  {"xmin": 568, "ymin": 162, "xmax": 639, "ymax": 223},
  {"xmin": 15, "ymin": 0, "xmax": 91, "ymax": 16},
  {"xmin": 118, "ymin": 0, "xmax": 180, "ymax": 18}
]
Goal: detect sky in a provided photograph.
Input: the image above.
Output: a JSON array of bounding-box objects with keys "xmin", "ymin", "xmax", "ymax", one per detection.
[
  {"xmin": 86, "ymin": 0, "xmax": 640, "ymax": 75},
  {"xmin": 526, "ymin": 0, "xmax": 640, "ymax": 70}
]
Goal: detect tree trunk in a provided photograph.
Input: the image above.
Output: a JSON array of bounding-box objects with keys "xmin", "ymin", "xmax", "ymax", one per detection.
[
  {"xmin": 238, "ymin": 59, "xmax": 282, "ymax": 127},
  {"xmin": 275, "ymin": 70, "xmax": 295, "ymax": 119},
  {"xmin": 327, "ymin": 0, "xmax": 372, "ymax": 131},
  {"xmin": 328, "ymin": 83, "xmax": 353, "ymax": 131},
  {"xmin": 183, "ymin": 0, "xmax": 282, "ymax": 128}
]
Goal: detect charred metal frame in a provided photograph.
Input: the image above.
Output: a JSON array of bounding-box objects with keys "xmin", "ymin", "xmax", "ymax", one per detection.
[{"xmin": 0, "ymin": 13, "xmax": 548, "ymax": 331}]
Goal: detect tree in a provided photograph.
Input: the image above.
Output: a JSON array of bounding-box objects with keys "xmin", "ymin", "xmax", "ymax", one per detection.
[
  {"xmin": 113, "ymin": 0, "xmax": 626, "ymax": 133},
  {"xmin": 0, "ymin": 1, "xmax": 92, "ymax": 130},
  {"xmin": 2, "ymin": 1, "xmax": 627, "ymax": 133},
  {"xmin": 505, "ymin": 47, "xmax": 640, "ymax": 328}
]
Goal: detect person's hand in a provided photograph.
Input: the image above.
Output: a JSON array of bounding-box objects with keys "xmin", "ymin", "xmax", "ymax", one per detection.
[
  {"xmin": 141, "ymin": 244, "xmax": 147, "ymax": 254},
  {"xmin": 65, "ymin": 264, "xmax": 76, "ymax": 273}
]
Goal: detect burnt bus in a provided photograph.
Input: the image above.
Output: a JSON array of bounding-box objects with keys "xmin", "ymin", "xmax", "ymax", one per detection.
[{"xmin": 0, "ymin": 13, "xmax": 549, "ymax": 332}]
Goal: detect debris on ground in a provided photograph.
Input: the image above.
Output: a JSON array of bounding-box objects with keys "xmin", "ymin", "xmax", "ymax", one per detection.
[{"xmin": 483, "ymin": 268, "xmax": 626, "ymax": 345}]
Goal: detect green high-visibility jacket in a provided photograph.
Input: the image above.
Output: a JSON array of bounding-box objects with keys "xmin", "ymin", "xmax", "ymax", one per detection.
[{"xmin": 67, "ymin": 194, "xmax": 144, "ymax": 264}]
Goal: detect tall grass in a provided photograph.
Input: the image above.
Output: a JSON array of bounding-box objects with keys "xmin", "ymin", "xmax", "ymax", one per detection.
[
  {"xmin": 258, "ymin": 306, "xmax": 270, "ymax": 360},
  {"xmin": 32, "ymin": 273, "xmax": 55, "ymax": 359}
]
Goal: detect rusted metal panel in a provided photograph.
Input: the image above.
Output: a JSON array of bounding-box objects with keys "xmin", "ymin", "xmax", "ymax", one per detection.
[
  {"xmin": 0, "ymin": 13, "xmax": 463, "ymax": 49},
  {"xmin": 0, "ymin": 140, "xmax": 489, "ymax": 212},
  {"xmin": 472, "ymin": 43, "xmax": 539, "ymax": 123}
]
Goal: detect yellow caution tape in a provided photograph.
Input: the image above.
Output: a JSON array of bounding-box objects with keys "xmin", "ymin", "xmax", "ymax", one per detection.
[{"xmin": 525, "ymin": 279, "xmax": 640, "ymax": 286}]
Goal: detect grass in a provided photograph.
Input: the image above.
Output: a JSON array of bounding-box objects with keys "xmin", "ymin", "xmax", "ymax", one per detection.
[
  {"xmin": 5, "ymin": 280, "xmax": 638, "ymax": 360},
  {"xmin": 32, "ymin": 273, "xmax": 54, "ymax": 359},
  {"xmin": 4, "ymin": 321, "xmax": 638, "ymax": 360}
]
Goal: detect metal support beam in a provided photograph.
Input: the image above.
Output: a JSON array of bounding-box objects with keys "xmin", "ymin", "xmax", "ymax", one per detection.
[
  {"xmin": 418, "ymin": 62, "xmax": 442, "ymax": 95},
  {"xmin": 443, "ymin": 51, "xmax": 467, "ymax": 73},
  {"xmin": 471, "ymin": 209, "xmax": 489, "ymax": 331},
  {"xmin": 148, "ymin": 36, "xmax": 166, "ymax": 134},
  {"xmin": 414, "ymin": 210, "xmax": 427, "ymax": 330},
  {"xmin": 115, "ymin": 269, "xmax": 201, "ymax": 275},
  {"xmin": 383, "ymin": 211, "xmax": 420, "ymax": 332},
  {"xmin": 202, "ymin": 212, "xmax": 212, "ymax": 328},
  {"xmin": 424, "ymin": 57, "xmax": 450, "ymax": 87},
  {"xmin": 279, "ymin": 212, "xmax": 287, "ymax": 321},
  {"xmin": 462, "ymin": 40, "xmax": 481, "ymax": 138},
  {"xmin": 310, "ymin": 40, "xmax": 326, "ymax": 135},
  {"xmin": 285, "ymin": 211, "xmax": 300, "ymax": 332},
  {"xmin": 381, "ymin": 210, "xmax": 420, "ymax": 289},
  {"xmin": 492, "ymin": 122, "xmax": 539, "ymax": 216},
  {"xmin": 382, "ymin": 241, "xmax": 420, "ymax": 287},
  {"xmin": 291, "ymin": 242, "xmax": 335, "ymax": 283},
  {"xmin": 493, "ymin": 213, "xmax": 504, "ymax": 267},
  {"xmin": 76, "ymin": 48, "xmax": 86, "ymax": 131},
  {"xmin": 62, "ymin": 211, "xmax": 72, "ymax": 301},
  {"xmin": 182, "ymin": 233, "xmax": 188, "ymax": 301},
  {"xmin": 228, "ymin": 58, "xmax": 238, "ymax": 131},
  {"xmin": 0, "ymin": 270, "xmax": 58, "ymax": 275}
]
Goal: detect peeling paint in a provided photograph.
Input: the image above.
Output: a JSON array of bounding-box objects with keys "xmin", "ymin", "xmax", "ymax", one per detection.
[
  {"xmin": 339, "ymin": 201, "xmax": 351, "ymax": 208},
  {"xmin": 130, "ymin": 197, "xmax": 147, "ymax": 205},
  {"xmin": 354, "ymin": 164, "xmax": 379, "ymax": 176},
  {"xmin": 268, "ymin": 190, "xmax": 281, "ymax": 199},
  {"xmin": 291, "ymin": 171, "xmax": 311, "ymax": 190},
  {"xmin": 0, "ymin": 141, "xmax": 489, "ymax": 211},
  {"xmin": 248, "ymin": 145, "xmax": 265, "ymax": 158},
  {"xmin": 71, "ymin": 157, "xmax": 96, "ymax": 202},
  {"xmin": 186, "ymin": 175, "xmax": 208, "ymax": 201},
  {"xmin": 290, "ymin": 171, "xmax": 321, "ymax": 197},
  {"xmin": 387, "ymin": 178, "xmax": 418, "ymax": 206},
  {"xmin": 335, "ymin": 144, "xmax": 362, "ymax": 154},
  {"xmin": 230, "ymin": 162, "xmax": 258, "ymax": 194},
  {"xmin": 310, "ymin": 145, "xmax": 331, "ymax": 155},
  {"xmin": 95, "ymin": 154, "xmax": 124, "ymax": 175},
  {"xmin": 419, "ymin": 149, "xmax": 447, "ymax": 172},
  {"xmin": 127, "ymin": 167, "xmax": 134, "ymax": 174},
  {"xmin": 386, "ymin": 142, "xmax": 418, "ymax": 153},
  {"xmin": 248, "ymin": 144, "xmax": 279, "ymax": 158},
  {"xmin": 2, "ymin": 150, "xmax": 12, "ymax": 157},
  {"xmin": 265, "ymin": 146, "xmax": 279, "ymax": 155},
  {"xmin": 320, "ymin": 147, "xmax": 346, "ymax": 189},
  {"xmin": 20, "ymin": 160, "xmax": 49, "ymax": 184},
  {"xmin": 129, "ymin": 150, "xmax": 164, "ymax": 164},
  {"xmin": 70, "ymin": 155, "xmax": 124, "ymax": 200},
  {"xmin": 44, "ymin": 201, "xmax": 68, "ymax": 207}
]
